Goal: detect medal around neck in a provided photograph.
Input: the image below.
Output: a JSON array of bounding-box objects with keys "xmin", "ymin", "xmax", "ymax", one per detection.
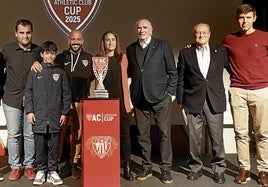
[{"xmin": 92, "ymin": 57, "xmax": 109, "ymax": 98}]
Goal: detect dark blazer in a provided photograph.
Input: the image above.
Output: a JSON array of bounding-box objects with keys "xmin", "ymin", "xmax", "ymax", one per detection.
[
  {"xmin": 126, "ymin": 37, "xmax": 178, "ymax": 105},
  {"xmin": 176, "ymin": 43, "xmax": 230, "ymax": 113}
]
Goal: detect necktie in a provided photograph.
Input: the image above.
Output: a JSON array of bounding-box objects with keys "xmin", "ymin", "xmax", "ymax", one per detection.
[{"xmin": 201, "ymin": 47, "xmax": 204, "ymax": 58}]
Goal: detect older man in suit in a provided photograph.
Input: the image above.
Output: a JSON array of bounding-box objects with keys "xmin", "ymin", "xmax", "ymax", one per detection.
[
  {"xmin": 176, "ymin": 23, "xmax": 230, "ymax": 184},
  {"xmin": 126, "ymin": 18, "xmax": 177, "ymax": 184}
]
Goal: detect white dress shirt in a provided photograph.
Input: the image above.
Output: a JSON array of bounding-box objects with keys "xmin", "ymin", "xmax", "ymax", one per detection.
[
  {"xmin": 139, "ymin": 36, "xmax": 152, "ymax": 48},
  {"xmin": 196, "ymin": 45, "xmax": 210, "ymax": 78}
]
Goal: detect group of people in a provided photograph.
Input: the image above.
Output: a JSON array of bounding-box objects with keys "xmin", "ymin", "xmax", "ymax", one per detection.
[
  {"xmin": 177, "ymin": 4, "xmax": 268, "ymax": 187},
  {"xmin": 0, "ymin": 3, "xmax": 267, "ymax": 187}
]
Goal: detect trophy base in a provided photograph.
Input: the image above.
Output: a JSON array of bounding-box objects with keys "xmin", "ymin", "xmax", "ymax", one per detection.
[{"xmin": 94, "ymin": 89, "xmax": 109, "ymax": 98}]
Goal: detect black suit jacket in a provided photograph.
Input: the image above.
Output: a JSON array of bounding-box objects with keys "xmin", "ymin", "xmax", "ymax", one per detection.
[
  {"xmin": 176, "ymin": 43, "xmax": 230, "ymax": 113},
  {"xmin": 126, "ymin": 37, "xmax": 178, "ymax": 105}
]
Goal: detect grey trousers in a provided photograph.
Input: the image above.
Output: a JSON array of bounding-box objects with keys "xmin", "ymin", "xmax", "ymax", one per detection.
[{"xmin": 187, "ymin": 100, "xmax": 226, "ymax": 174}]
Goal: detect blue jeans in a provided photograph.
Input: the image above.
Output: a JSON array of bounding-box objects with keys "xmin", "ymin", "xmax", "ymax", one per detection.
[{"xmin": 3, "ymin": 103, "xmax": 35, "ymax": 169}]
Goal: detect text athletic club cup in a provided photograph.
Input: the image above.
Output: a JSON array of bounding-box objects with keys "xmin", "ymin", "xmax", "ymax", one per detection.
[{"xmin": 92, "ymin": 57, "xmax": 109, "ymax": 98}]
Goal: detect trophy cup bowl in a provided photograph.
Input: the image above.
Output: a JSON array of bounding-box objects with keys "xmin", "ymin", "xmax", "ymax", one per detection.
[{"xmin": 92, "ymin": 57, "xmax": 109, "ymax": 98}]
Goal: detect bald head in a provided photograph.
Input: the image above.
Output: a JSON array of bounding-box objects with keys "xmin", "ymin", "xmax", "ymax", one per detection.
[
  {"xmin": 68, "ymin": 29, "xmax": 84, "ymax": 53},
  {"xmin": 135, "ymin": 19, "xmax": 153, "ymax": 43},
  {"xmin": 193, "ymin": 23, "xmax": 211, "ymax": 48},
  {"xmin": 135, "ymin": 19, "xmax": 153, "ymax": 29}
]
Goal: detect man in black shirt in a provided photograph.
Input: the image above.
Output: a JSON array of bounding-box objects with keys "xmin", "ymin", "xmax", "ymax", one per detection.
[
  {"xmin": 56, "ymin": 29, "xmax": 94, "ymax": 179},
  {"xmin": 2, "ymin": 19, "xmax": 41, "ymax": 181}
]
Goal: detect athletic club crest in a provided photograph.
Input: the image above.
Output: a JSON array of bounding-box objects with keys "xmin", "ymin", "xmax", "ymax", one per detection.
[
  {"xmin": 82, "ymin": 59, "xmax": 89, "ymax": 67},
  {"xmin": 42, "ymin": 0, "xmax": 104, "ymax": 36},
  {"xmin": 53, "ymin": 73, "xmax": 60, "ymax": 81},
  {"xmin": 85, "ymin": 136, "xmax": 118, "ymax": 159}
]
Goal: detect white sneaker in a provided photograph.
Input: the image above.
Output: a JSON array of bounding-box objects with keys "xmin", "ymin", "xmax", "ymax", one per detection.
[
  {"xmin": 33, "ymin": 171, "xmax": 45, "ymax": 185},
  {"xmin": 47, "ymin": 171, "xmax": 63, "ymax": 185},
  {"xmin": 0, "ymin": 173, "xmax": 4, "ymax": 181}
]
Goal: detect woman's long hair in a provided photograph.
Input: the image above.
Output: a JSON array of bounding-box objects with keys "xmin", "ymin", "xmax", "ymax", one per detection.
[{"xmin": 97, "ymin": 31, "xmax": 123, "ymax": 63}]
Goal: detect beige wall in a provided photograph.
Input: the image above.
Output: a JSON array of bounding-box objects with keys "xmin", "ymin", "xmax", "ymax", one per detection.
[
  {"xmin": 0, "ymin": 0, "xmax": 242, "ymax": 125},
  {"xmin": 1, "ymin": 1, "xmax": 241, "ymax": 56}
]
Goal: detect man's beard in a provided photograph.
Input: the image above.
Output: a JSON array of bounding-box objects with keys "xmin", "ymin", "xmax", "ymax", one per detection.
[{"xmin": 70, "ymin": 44, "xmax": 82, "ymax": 53}]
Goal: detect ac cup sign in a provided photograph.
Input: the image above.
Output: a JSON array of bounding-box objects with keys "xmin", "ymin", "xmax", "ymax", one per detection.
[{"xmin": 42, "ymin": 0, "xmax": 103, "ymax": 36}]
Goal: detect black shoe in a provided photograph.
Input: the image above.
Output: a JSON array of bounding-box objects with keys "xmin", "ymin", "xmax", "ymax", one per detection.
[
  {"xmin": 187, "ymin": 170, "xmax": 202, "ymax": 180},
  {"xmin": 161, "ymin": 170, "xmax": 173, "ymax": 184},
  {"xmin": 123, "ymin": 163, "xmax": 134, "ymax": 181},
  {"xmin": 214, "ymin": 173, "xmax": 225, "ymax": 184},
  {"xmin": 72, "ymin": 167, "xmax": 81, "ymax": 179},
  {"xmin": 136, "ymin": 167, "xmax": 152, "ymax": 181},
  {"xmin": 58, "ymin": 163, "xmax": 71, "ymax": 179}
]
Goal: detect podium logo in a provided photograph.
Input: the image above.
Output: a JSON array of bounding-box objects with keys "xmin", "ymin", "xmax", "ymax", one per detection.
[
  {"xmin": 86, "ymin": 113, "xmax": 117, "ymax": 123},
  {"xmin": 42, "ymin": 0, "xmax": 104, "ymax": 36},
  {"xmin": 86, "ymin": 136, "xmax": 118, "ymax": 159}
]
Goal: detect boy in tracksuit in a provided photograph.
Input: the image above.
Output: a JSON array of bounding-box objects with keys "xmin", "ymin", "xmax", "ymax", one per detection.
[{"xmin": 24, "ymin": 41, "xmax": 71, "ymax": 186}]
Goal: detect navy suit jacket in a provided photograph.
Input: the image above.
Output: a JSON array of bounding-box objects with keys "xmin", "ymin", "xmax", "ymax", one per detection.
[
  {"xmin": 176, "ymin": 43, "xmax": 230, "ymax": 113},
  {"xmin": 126, "ymin": 37, "xmax": 178, "ymax": 106}
]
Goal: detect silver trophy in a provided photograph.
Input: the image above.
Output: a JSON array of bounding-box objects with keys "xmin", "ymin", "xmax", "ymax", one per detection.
[{"xmin": 92, "ymin": 57, "xmax": 109, "ymax": 98}]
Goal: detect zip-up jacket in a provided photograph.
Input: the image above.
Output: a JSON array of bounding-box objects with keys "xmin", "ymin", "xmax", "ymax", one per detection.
[
  {"xmin": 56, "ymin": 49, "xmax": 93, "ymax": 102},
  {"xmin": 24, "ymin": 62, "xmax": 71, "ymax": 133}
]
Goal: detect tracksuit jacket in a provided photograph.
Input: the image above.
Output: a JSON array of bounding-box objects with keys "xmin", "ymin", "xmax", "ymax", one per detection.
[{"xmin": 24, "ymin": 62, "xmax": 71, "ymax": 133}]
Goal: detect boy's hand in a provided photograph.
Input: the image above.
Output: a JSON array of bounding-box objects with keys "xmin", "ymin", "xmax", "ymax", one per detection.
[
  {"xmin": 27, "ymin": 113, "xmax": 35, "ymax": 125},
  {"xmin": 59, "ymin": 115, "xmax": 67, "ymax": 126}
]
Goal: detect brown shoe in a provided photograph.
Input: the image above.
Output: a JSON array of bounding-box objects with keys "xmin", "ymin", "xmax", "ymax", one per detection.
[
  {"xmin": 259, "ymin": 171, "xmax": 268, "ymax": 187},
  {"xmin": 71, "ymin": 167, "xmax": 81, "ymax": 179},
  {"xmin": 9, "ymin": 169, "xmax": 21, "ymax": 181},
  {"xmin": 235, "ymin": 168, "xmax": 251, "ymax": 184},
  {"xmin": 24, "ymin": 167, "xmax": 36, "ymax": 180}
]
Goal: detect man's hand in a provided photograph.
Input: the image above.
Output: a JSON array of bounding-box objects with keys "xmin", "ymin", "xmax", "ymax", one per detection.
[
  {"xmin": 27, "ymin": 113, "xmax": 35, "ymax": 125},
  {"xmin": 184, "ymin": 43, "xmax": 193, "ymax": 48},
  {"xmin": 59, "ymin": 115, "xmax": 67, "ymax": 126},
  {"xmin": 77, "ymin": 128, "xmax": 82, "ymax": 140},
  {"xmin": 31, "ymin": 61, "xmax": 42, "ymax": 72}
]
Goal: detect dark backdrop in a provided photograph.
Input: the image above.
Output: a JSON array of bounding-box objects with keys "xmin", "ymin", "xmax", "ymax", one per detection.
[{"xmin": 243, "ymin": 0, "xmax": 268, "ymax": 31}]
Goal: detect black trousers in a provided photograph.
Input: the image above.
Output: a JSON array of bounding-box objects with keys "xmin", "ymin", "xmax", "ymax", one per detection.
[
  {"xmin": 134, "ymin": 94, "xmax": 173, "ymax": 171},
  {"xmin": 187, "ymin": 100, "xmax": 226, "ymax": 173},
  {"xmin": 34, "ymin": 130, "xmax": 59, "ymax": 172}
]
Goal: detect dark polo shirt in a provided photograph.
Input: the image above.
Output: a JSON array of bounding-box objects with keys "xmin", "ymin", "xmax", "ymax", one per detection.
[
  {"xmin": 2, "ymin": 42, "xmax": 41, "ymax": 109},
  {"xmin": 0, "ymin": 52, "xmax": 5, "ymax": 99}
]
